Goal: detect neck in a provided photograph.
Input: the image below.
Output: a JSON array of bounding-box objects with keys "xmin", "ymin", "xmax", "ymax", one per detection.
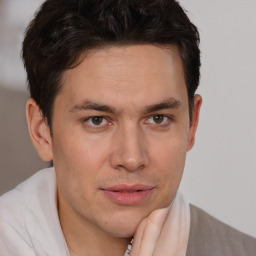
[{"xmin": 57, "ymin": 191, "xmax": 131, "ymax": 256}]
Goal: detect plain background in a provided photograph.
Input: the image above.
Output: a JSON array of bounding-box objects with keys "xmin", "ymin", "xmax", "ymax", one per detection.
[{"xmin": 0, "ymin": 0, "xmax": 255, "ymax": 238}]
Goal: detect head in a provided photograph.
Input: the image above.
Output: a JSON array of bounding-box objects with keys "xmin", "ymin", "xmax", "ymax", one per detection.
[
  {"xmin": 23, "ymin": 0, "xmax": 200, "ymax": 129},
  {"xmin": 24, "ymin": 0, "xmax": 202, "ymax": 238}
]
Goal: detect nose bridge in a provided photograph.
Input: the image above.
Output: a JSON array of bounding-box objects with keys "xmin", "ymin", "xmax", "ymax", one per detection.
[{"xmin": 111, "ymin": 121, "xmax": 148, "ymax": 171}]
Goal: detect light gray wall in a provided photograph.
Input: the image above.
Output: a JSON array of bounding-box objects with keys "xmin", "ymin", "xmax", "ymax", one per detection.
[
  {"xmin": 0, "ymin": 0, "xmax": 255, "ymax": 237},
  {"xmin": 0, "ymin": 0, "xmax": 44, "ymax": 90},
  {"xmin": 179, "ymin": 0, "xmax": 256, "ymax": 238},
  {"xmin": 0, "ymin": 0, "xmax": 48, "ymax": 195},
  {"xmin": 0, "ymin": 86, "xmax": 49, "ymax": 195}
]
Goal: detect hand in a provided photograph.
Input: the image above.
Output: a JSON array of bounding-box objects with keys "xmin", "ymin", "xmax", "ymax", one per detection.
[
  {"xmin": 129, "ymin": 193, "xmax": 189, "ymax": 256},
  {"xmin": 129, "ymin": 207, "xmax": 170, "ymax": 256}
]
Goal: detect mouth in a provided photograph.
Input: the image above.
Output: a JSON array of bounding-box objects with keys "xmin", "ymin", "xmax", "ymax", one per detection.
[{"xmin": 101, "ymin": 184, "xmax": 154, "ymax": 205}]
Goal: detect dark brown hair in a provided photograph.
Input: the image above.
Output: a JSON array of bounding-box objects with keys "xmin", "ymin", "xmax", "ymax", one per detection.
[{"xmin": 22, "ymin": 0, "xmax": 200, "ymax": 128}]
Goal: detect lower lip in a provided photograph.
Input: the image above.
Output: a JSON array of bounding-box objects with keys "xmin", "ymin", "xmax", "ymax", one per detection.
[{"xmin": 102, "ymin": 189, "xmax": 153, "ymax": 205}]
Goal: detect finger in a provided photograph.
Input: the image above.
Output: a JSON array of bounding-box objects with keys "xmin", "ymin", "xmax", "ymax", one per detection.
[
  {"xmin": 153, "ymin": 193, "xmax": 190, "ymax": 256},
  {"xmin": 129, "ymin": 218, "xmax": 147, "ymax": 256},
  {"xmin": 136, "ymin": 207, "xmax": 170, "ymax": 256}
]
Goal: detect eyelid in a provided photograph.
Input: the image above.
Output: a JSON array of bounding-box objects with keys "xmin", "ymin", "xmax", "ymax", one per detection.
[
  {"xmin": 83, "ymin": 116, "xmax": 111, "ymax": 128},
  {"xmin": 82, "ymin": 114, "xmax": 173, "ymax": 130},
  {"xmin": 145, "ymin": 114, "xmax": 173, "ymax": 125}
]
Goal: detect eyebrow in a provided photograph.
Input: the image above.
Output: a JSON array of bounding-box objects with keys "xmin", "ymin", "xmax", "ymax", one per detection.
[
  {"xmin": 69, "ymin": 100, "xmax": 116, "ymax": 113},
  {"xmin": 69, "ymin": 97, "xmax": 181, "ymax": 114},
  {"xmin": 142, "ymin": 97, "xmax": 181, "ymax": 113}
]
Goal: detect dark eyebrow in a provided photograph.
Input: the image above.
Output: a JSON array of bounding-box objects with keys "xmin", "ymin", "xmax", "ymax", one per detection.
[
  {"xmin": 69, "ymin": 100, "xmax": 116, "ymax": 114},
  {"xmin": 70, "ymin": 97, "xmax": 181, "ymax": 114},
  {"xmin": 143, "ymin": 97, "xmax": 181, "ymax": 113}
]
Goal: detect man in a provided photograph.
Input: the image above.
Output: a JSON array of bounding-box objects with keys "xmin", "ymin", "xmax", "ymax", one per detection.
[{"xmin": 0, "ymin": 0, "xmax": 255, "ymax": 255}]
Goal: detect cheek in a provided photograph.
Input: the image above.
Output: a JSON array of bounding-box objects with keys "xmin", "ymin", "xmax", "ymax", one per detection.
[
  {"xmin": 150, "ymin": 128, "xmax": 188, "ymax": 168},
  {"xmin": 149, "ymin": 133, "xmax": 188, "ymax": 205},
  {"xmin": 52, "ymin": 133, "xmax": 106, "ymax": 210},
  {"xmin": 53, "ymin": 129, "xmax": 109, "ymax": 171},
  {"xmin": 156, "ymin": 143, "xmax": 186, "ymax": 187},
  {"xmin": 52, "ymin": 131, "xmax": 114, "ymax": 205}
]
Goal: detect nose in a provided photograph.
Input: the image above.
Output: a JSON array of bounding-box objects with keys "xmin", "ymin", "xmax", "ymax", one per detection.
[{"xmin": 110, "ymin": 125, "xmax": 148, "ymax": 172}]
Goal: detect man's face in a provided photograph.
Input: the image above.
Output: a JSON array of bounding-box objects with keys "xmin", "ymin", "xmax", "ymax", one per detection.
[{"xmin": 50, "ymin": 45, "xmax": 198, "ymax": 237}]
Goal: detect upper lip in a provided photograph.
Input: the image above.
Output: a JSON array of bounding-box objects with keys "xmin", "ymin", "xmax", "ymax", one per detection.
[{"xmin": 102, "ymin": 184, "xmax": 154, "ymax": 192}]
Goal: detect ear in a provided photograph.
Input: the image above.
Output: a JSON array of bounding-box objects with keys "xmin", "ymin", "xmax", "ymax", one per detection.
[
  {"xmin": 26, "ymin": 98, "xmax": 53, "ymax": 161},
  {"xmin": 187, "ymin": 94, "xmax": 202, "ymax": 151}
]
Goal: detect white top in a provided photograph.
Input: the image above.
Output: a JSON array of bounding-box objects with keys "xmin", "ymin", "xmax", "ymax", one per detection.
[{"xmin": 0, "ymin": 168, "xmax": 70, "ymax": 256}]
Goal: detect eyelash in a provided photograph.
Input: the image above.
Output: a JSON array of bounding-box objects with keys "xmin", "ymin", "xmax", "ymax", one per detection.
[
  {"xmin": 82, "ymin": 114, "xmax": 173, "ymax": 130},
  {"xmin": 145, "ymin": 115, "xmax": 172, "ymax": 126},
  {"xmin": 83, "ymin": 116, "xmax": 111, "ymax": 129}
]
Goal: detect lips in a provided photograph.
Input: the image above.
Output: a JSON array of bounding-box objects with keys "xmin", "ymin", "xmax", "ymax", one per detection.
[{"xmin": 101, "ymin": 184, "xmax": 154, "ymax": 205}]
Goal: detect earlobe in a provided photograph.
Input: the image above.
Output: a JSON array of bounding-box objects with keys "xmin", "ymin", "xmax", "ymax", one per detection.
[
  {"xmin": 26, "ymin": 98, "xmax": 53, "ymax": 161},
  {"xmin": 187, "ymin": 94, "xmax": 202, "ymax": 152}
]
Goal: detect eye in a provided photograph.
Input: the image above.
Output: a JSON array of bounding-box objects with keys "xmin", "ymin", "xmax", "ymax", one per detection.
[
  {"xmin": 85, "ymin": 116, "xmax": 108, "ymax": 127},
  {"xmin": 146, "ymin": 115, "xmax": 170, "ymax": 125}
]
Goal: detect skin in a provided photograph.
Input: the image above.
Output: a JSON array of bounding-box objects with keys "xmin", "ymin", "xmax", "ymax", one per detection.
[{"xmin": 26, "ymin": 44, "xmax": 202, "ymax": 256}]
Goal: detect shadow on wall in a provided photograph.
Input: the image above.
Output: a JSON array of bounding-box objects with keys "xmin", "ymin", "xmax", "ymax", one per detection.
[{"xmin": 0, "ymin": 85, "xmax": 49, "ymax": 195}]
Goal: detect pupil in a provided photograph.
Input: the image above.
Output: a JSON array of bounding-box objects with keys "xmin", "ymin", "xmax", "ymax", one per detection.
[
  {"xmin": 153, "ymin": 115, "xmax": 163, "ymax": 124},
  {"xmin": 92, "ymin": 117, "xmax": 102, "ymax": 125}
]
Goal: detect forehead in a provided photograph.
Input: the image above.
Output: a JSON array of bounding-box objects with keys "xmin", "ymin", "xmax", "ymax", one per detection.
[{"xmin": 58, "ymin": 44, "xmax": 187, "ymax": 111}]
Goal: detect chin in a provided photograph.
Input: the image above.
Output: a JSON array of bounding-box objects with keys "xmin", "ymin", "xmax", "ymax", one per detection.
[
  {"xmin": 101, "ymin": 211, "xmax": 145, "ymax": 238},
  {"xmin": 107, "ymin": 223, "xmax": 137, "ymax": 238}
]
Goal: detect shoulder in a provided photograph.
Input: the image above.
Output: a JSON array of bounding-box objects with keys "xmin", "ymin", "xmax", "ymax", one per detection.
[
  {"xmin": 0, "ymin": 168, "xmax": 61, "ymax": 255},
  {"xmin": 0, "ymin": 167, "xmax": 56, "ymax": 212},
  {"xmin": 186, "ymin": 204, "xmax": 256, "ymax": 256},
  {"xmin": 0, "ymin": 167, "xmax": 56, "ymax": 231}
]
